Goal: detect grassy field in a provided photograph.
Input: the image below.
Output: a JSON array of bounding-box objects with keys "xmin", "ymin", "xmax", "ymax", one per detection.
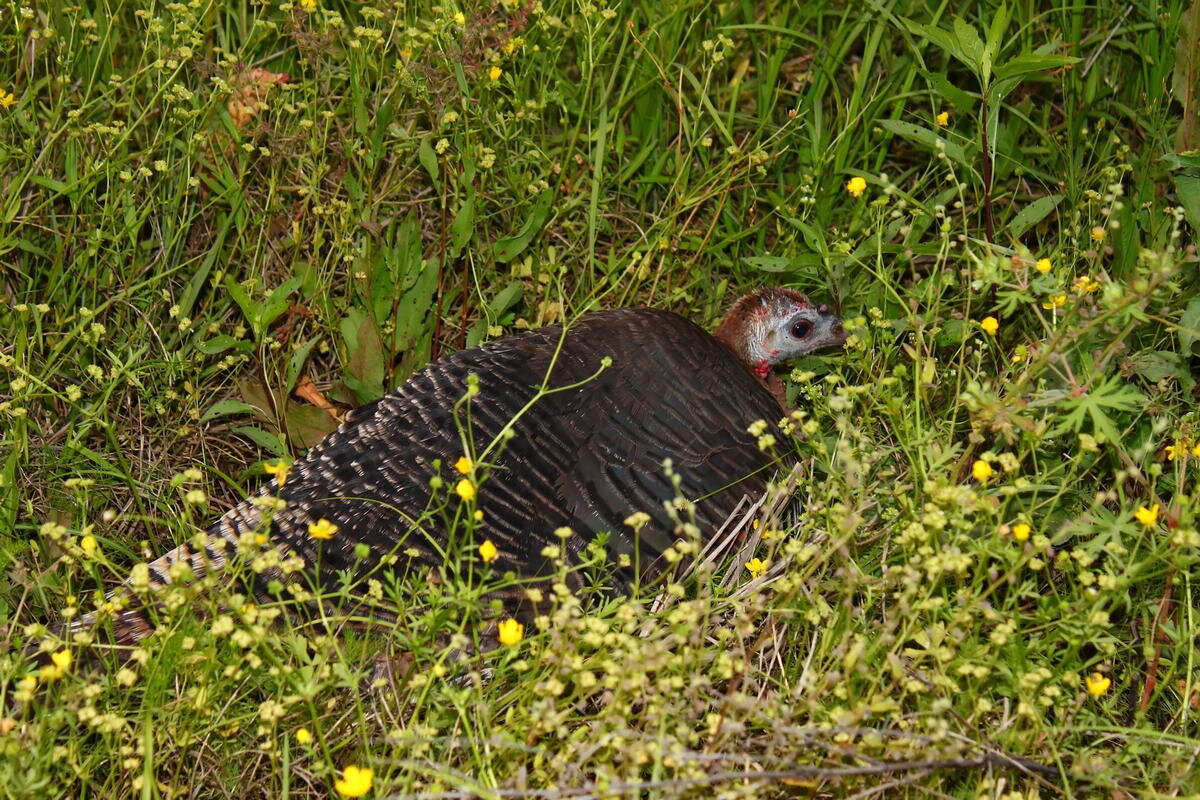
[{"xmin": 3, "ymin": 0, "xmax": 1200, "ymax": 796}]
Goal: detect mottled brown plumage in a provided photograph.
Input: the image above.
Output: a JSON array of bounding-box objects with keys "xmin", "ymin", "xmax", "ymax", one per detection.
[{"xmin": 87, "ymin": 288, "xmax": 845, "ymax": 643}]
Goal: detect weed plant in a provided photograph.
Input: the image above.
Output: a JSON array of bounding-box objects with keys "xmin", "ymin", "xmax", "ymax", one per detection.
[{"xmin": 2, "ymin": 0, "xmax": 1199, "ymax": 797}]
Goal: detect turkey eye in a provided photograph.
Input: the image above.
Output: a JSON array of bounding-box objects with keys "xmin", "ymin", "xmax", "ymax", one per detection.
[{"xmin": 790, "ymin": 319, "xmax": 812, "ymax": 338}]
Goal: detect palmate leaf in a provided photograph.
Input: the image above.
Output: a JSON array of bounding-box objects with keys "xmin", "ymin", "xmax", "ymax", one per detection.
[{"xmin": 1050, "ymin": 375, "xmax": 1146, "ymax": 443}]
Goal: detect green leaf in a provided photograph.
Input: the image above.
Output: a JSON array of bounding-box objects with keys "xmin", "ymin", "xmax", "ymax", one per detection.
[
  {"xmin": 1173, "ymin": 173, "xmax": 1200, "ymax": 233},
  {"xmin": 1051, "ymin": 375, "xmax": 1145, "ymax": 443},
  {"xmin": 743, "ymin": 255, "xmax": 792, "ymax": 272},
  {"xmin": 194, "ymin": 335, "xmax": 254, "ymax": 355},
  {"xmin": 223, "ymin": 276, "xmax": 260, "ymax": 337},
  {"xmin": 339, "ymin": 308, "xmax": 388, "ymax": 403},
  {"xmin": 286, "ymin": 336, "xmax": 322, "ymax": 394},
  {"xmin": 992, "ymin": 54, "xmax": 1079, "ymax": 81},
  {"xmin": 927, "ymin": 72, "xmax": 976, "ymax": 112},
  {"xmin": 952, "ymin": 17, "xmax": 985, "ymax": 74},
  {"xmin": 488, "ymin": 282, "xmax": 524, "ymax": 315},
  {"xmin": 902, "ymin": 18, "xmax": 969, "ymax": 71},
  {"xmin": 1007, "ymin": 194, "xmax": 1062, "ymax": 238},
  {"xmin": 260, "ymin": 276, "xmax": 304, "ymax": 334},
  {"xmin": 230, "ymin": 425, "xmax": 288, "ymax": 457},
  {"xmin": 418, "ymin": 136, "xmax": 440, "ymax": 186},
  {"xmin": 494, "ymin": 190, "xmax": 554, "ymax": 262},
  {"xmin": 877, "ymin": 119, "xmax": 969, "ymax": 167},
  {"xmin": 449, "ymin": 197, "xmax": 474, "ymax": 257},
  {"xmin": 200, "ymin": 399, "xmax": 259, "ymax": 423},
  {"xmin": 283, "ymin": 400, "xmax": 340, "ymax": 449},
  {"xmin": 1178, "ymin": 296, "xmax": 1200, "ymax": 356}
]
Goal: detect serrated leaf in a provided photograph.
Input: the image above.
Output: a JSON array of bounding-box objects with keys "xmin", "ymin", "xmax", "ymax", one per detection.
[
  {"xmin": 1051, "ymin": 375, "xmax": 1145, "ymax": 443},
  {"xmin": 1008, "ymin": 194, "xmax": 1062, "ymax": 238},
  {"xmin": 928, "ymin": 72, "xmax": 976, "ymax": 111}
]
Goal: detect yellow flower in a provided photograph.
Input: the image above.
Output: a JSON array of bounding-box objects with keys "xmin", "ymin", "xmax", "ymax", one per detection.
[
  {"xmin": 478, "ymin": 539, "xmax": 498, "ymax": 563},
  {"xmin": 454, "ymin": 456, "xmax": 473, "ymax": 474},
  {"xmin": 295, "ymin": 727, "xmax": 313, "ymax": 745},
  {"xmin": 455, "ymin": 478, "xmax": 476, "ymax": 501},
  {"xmin": 1035, "ymin": 258, "xmax": 1053, "ymax": 274},
  {"xmin": 1042, "ymin": 295, "xmax": 1067, "ymax": 310},
  {"xmin": 1085, "ymin": 672, "xmax": 1110, "ymax": 696},
  {"xmin": 264, "ymin": 459, "xmax": 291, "ymax": 485},
  {"xmin": 488, "ymin": 66, "xmax": 503, "ymax": 81},
  {"xmin": 1134, "ymin": 504, "xmax": 1159, "ymax": 527},
  {"xmin": 1011, "ymin": 523, "xmax": 1031, "ymax": 541},
  {"xmin": 80, "ymin": 535, "xmax": 99, "ymax": 555},
  {"xmin": 1090, "ymin": 226, "xmax": 1106, "ymax": 242},
  {"xmin": 453, "ymin": 11, "xmax": 465, "ymax": 25},
  {"xmin": 935, "ymin": 111, "xmax": 949, "ymax": 126},
  {"xmin": 845, "ymin": 176, "xmax": 867, "ymax": 198},
  {"xmin": 979, "ymin": 316, "xmax": 999, "ymax": 335},
  {"xmin": 1165, "ymin": 441, "xmax": 1190, "ymax": 461},
  {"xmin": 1193, "ymin": 441, "xmax": 1200, "ymax": 458},
  {"xmin": 308, "ymin": 518, "xmax": 338, "ymax": 540},
  {"xmin": 298, "ymin": 0, "xmax": 316, "ymax": 9},
  {"xmin": 41, "ymin": 649, "xmax": 72, "ymax": 680},
  {"xmin": 334, "ymin": 765, "xmax": 373, "ymax": 798},
  {"xmin": 1073, "ymin": 275, "xmax": 1101, "ymax": 293},
  {"xmin": 1011, "ymin": 344, "xmax": 1028, "ymax": 363},
  {"xmin": 497, "ymin": 617, "xmax": 524, "ymax": 646},
  {"xmin": 744, "ymin": 557, "xmax": 768, "ymax": 578},
  {"xmin": 0, "ymin": 89, "xmax": 16, "ymax": 108},
  {"xmin": 971, "ymin": 460, "xmax": 994, "ymax": 483}
]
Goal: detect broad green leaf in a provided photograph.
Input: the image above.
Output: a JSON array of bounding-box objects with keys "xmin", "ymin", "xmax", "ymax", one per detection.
[
  {"xmin": 494, "ymin": 190, "xmax": 554, "ymax": 262},
  {"xmin": 418, "ymin": 136, "xmax": 439, "ymax": 186},
  {"xmin": 200, "ymin": 399, "xmax": 259, "ymax": 423},
  {"xmin": 194, "ymin": 335, "xmax": 254, "ymax": 355},
  {"xmin": 284, "ymin": 400, "xmax": 340, "ymax": 449},
  {"xmin": 261, "ymin": 276, "xmax": 304, "ymax": 334},
  {"xmin": 1008, "ymin": 194, "xmax": 1062, "ymax": 238},
  {"xmin": 488, "ymin": 282, "xmax": 524, "ymax": 315},
  {"xmin": 1179, "ymin": 296, "xmax": 1200, "ymax": 355},
  {"xmin": 993, "ymin": 54, "xmax": 1079, "ymax": 81},
  {"xmin": 449, "ymin": 197, "xmax": 474, "ymax": 257},
  {"xmin": 286, "ymin": 336, "xmax": 322, "ymax": 394},
  {"xmin": 901, "ymin": 17, "xmax": 969, "ymax": 70},
  {"xmin": 1173, "ymin": 173, "xmax": 1200, "ymax": 233},
  {"xmin": 339, "ymin": 308, "xmax": 388, "ymax": 403},
  {"xmin": 743, "ymin": 255, "xmax": 792, "ymax": 272},
  {"xmin": 877, "ymin": 119, "xmax": 969, "ymax": 167},
  {"xmin": 223, "ymin": 276, "xmax": 260, "ymax": 337},
  {"xmin": 953, "ymin": 17, "xmax": 986, "ymax": 73},
  {"xmin": 928, "ymin": 72, "xmax": 976, "ymax": 111},
  {"xmin": 231, "ymin": 425, "xmax": 287, "ymax": 457}
]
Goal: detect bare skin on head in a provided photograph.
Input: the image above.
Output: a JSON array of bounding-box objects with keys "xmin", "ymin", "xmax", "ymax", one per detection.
[{"xmin": 713, "ymin": 287, "xmax": 847, "ymax": 405}]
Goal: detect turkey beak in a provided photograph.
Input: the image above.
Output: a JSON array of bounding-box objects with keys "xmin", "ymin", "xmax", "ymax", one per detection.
[{"xmin": 820, "ymin": 308, "xmax": 848, "ymax": 349}]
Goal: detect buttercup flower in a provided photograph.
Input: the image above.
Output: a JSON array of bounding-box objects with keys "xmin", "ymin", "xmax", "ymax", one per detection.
[
  {"xmin": 1134, "ymin": 504, "xmax": 1159, "ymax": 527},
  {"xmin": 1035, "ymin": 258, "xmax": 1053, "ymax": 273},
  {"xmin": 744, "ymin": 557, "xmax": 768, "ymax": 578},
  {"xmin": 295, "ymin": 727, "xmax": 313, "ymax": 745},
  {"xmin": 334, "ymin": 765, "xmax": 373, "ymax": 797},
  {"xmin": 0, "ymin": 88, "xmax": 16, "ymax": 108},
  {"xmin": 1085, "ymin": 672, "xmax": 1110, "ymax": 696},
  {"xmin": 1011, "ymin": 523, "xmax": 1031, "ymax": 541},
  {"xmin": 935, "ymin": 111, "xmax": 949, "ymax": 126},
  {"xmin": 264, "ymin": 459, "xmax": 291, "ymax": 485},
  {"xmin": 972, "ymin": 460, "xmax": 994, "ymax": 483},
  {"xmin": 488, "ymin": 66, "xmax": 503, "ymax": 81},
  {"xmin": 1042, "ymin": 295, "xmax": 1067, "ymax": 310},
  {"xmin": 478, "ymin": 539, "xmax": 498, "ymax": 563},
  {"xmin": 845, "ymin": 176, "xmax": 867, "ymax": 198},
  {"xmin": 308, "ymin": 519, "xmax": 338, "ymax": 540},
  {"xmin": 455, "ymin": 478, "xmax": 476, "ymax": 501},
  {"xmin": 1090, "ymin": 226, "xmax": 1106, "ymax": 242},
  {"xmin": 979, "ymin": 316, "xmax": 999, "ymax": 335},
  {"xmin": 497, "ymin": 617, "xmax": 524, "ymax": 646},
  {"xmin": 454, "ymin": 456, "xmax": 473, "ymax": 474}
]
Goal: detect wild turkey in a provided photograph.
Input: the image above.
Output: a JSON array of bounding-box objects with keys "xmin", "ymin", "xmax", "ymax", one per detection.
[{"xmin": 91, "ymin": 287, "xmax": 845, "ymax": 643}]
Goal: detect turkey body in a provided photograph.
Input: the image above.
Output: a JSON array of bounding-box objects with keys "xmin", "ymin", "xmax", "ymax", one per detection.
[{"xmin": 197, "ymin": 306, "xmax": 785, "ymax": 598}]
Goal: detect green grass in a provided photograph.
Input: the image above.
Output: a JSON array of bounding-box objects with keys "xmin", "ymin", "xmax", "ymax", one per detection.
[{"xmin": 3, "ymin": 0, "xmax": 1200, "ymax": 796}]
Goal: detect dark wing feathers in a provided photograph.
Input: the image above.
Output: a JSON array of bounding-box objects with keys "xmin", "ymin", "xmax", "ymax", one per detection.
[{"xmin": 113, "ymin": 307, "xmax": 783, "ymax": 633}]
